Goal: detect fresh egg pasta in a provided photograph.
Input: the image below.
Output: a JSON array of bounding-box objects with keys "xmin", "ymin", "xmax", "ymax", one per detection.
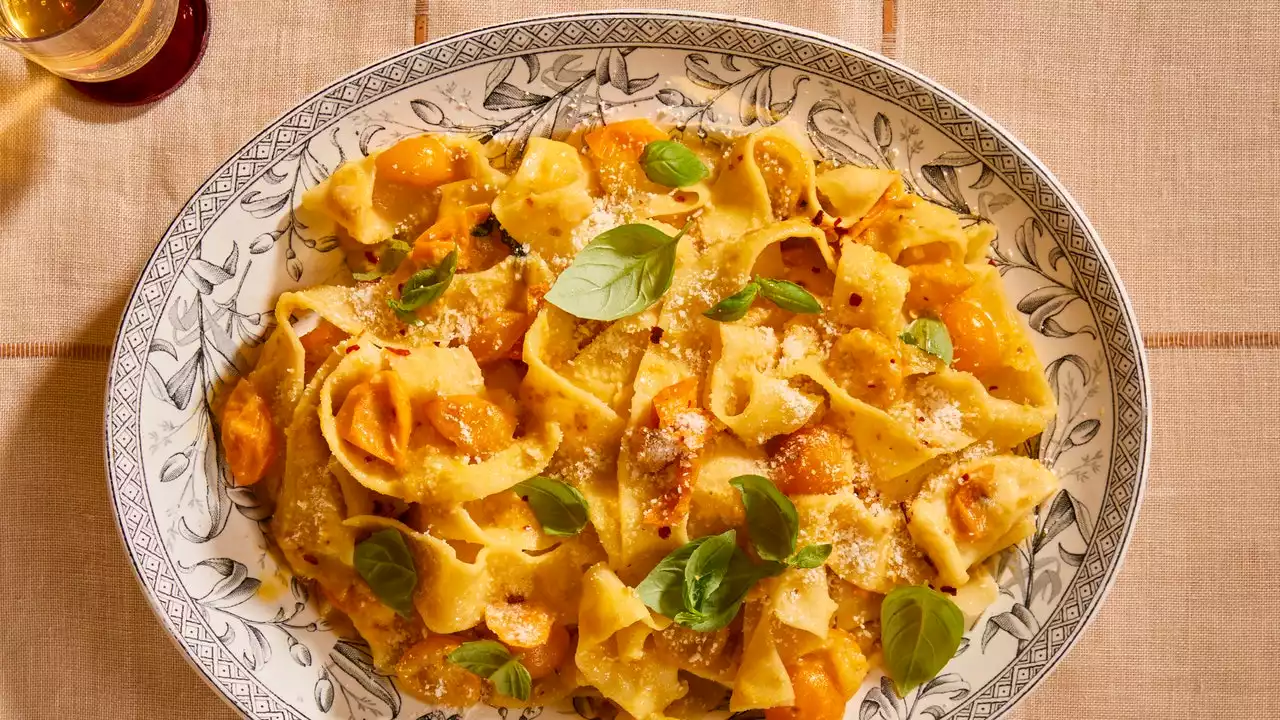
[{"xmin": 217, "ymin": 119, "xmax": 1059, "ymax": 719}]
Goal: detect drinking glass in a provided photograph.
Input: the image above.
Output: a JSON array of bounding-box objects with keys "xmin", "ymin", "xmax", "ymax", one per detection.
[{"xmin": 0, "ymin": 0, "xmax": 209, "ymax": 104}]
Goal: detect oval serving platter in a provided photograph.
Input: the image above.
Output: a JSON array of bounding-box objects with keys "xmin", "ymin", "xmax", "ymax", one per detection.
[{"xmin": 104, "ymin": 11, "xmax": 1151, "ymax": 720}]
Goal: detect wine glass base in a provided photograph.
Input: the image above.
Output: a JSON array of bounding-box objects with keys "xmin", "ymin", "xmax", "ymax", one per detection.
[{"xmin": 67, "ymin": 0, "xmax": 210, "ymax": 106}]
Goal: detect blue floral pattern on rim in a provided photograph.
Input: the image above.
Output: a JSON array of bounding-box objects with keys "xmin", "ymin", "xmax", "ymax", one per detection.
[{"xmin": 103, "ymin": 11, "xmax": 1150, "ymax": 720}]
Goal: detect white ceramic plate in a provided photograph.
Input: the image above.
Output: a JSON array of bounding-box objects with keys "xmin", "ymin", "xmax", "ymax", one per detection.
[{"xmin": 104, "ymin": 11, "xmax": 1151, "ymax": 720}]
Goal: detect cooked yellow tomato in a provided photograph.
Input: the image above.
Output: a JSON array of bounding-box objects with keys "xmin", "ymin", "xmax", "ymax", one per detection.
[
  {"xmin": 334, "ymin": 370, "xmax": 412, "ymax": 466},
  {"xmin": 424, "ymin": 394, "xmax": 516, "ymax": 455},
  {"xmin": 949, "ymin": 467, "xmax": 995, "ymax": 538},
  {"xmin": 585, "ymin": 118, "xmax": 667, "ymax": 198},
  {"xmin": 519, "ymin": 622, "xmax": 572, "ymax": 680},
  {"xmin": 298, "ymin": 320, "xmax": 348, "ymax": 378},
  {"xmin": 484, "ymin": 596, "xmax": 556, "ymax": 648},
  {"xmin": 772, "ymin": 425, "xmax": 851, "ymax": 495},
  {"xmin": 466, "ymin": 310, "xmax": 531, "ymax": 364},
  {"xmin": 764, "ymin": 655, "xmax": 846, "ymax": 720},
  {"xmin": 905, "ymin": 262, "xmax": 975, "ymax": 315},
  {"xmin": 412, "ymin": 204, "xmax": 511, "ymax": 273},
  {"xmin": 941, "ymin": 296, "xmax": 1003, "ymax": 374},
  {"xmin": 220, "ymin": 378, "xmax": 277, "ymax": 486},
  {"xmin": 375, "ymin": 135, "xmax": 464, "ymax": 187},
  {"xmin": 396, "ymin": 635, "xmax": 485, "ymax": 706}
]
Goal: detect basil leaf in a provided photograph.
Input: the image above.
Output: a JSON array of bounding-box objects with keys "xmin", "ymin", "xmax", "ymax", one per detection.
[
  {"xmin": 703, "ymin": 281, "xmax": 760, "ymax": 322},
  {"xmin": 730, "ymin": 474, "xmax": 799, "ymax": 563},
  {"xmin": 789, "ymin": 543, "xmax": 833, "ymax": 569},
  {"xmin": 640, "ymin": 140, "xmax": 708, "ymax": 188},
  {"xmin": 447, "ymin": 639, "xmax": 513, "ymax": 677},
  {"xmin": 636, "ymin": 537, "xmax": 709, "ymax": 618},
  {"xmin": 512, "ymin": 476, "xmax": 590, "ymax": 536},
  {"xmin": 352, "ymin": 239, "xmax": 412, "ymax": 281},
  {"xmin": 880, "ymin": 585, "xmax": 964, "ymax": 695},
  {"xmin": 675, "ymin": 549, "xmax": 781, "ymax": 632},
  {"xmin": 899, "ymin": 317, "xmax": 954, "ymax": 365},
  {"xmin": 491, "ymin": 659, "xmax": 532, "ymax": 701},
  {"xmin": 353, "ymin": 529, "xmax": 418, "ymax": 618},
  {"xmin": 387, "ymin": 248, "xmax": 457, "ymax": 316},
  {"xmin": 755, "ymin": 277, "xmax": 822, "ymax": 314},
  {"xmin": 545, "ymin": 223, "xmax": 685, "ymax": 321},
  {"xmin": 682, "ymin": 530, "xmax": 737, "ymax": 611}
]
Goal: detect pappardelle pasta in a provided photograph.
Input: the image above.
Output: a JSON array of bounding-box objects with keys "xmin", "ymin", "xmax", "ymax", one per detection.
[{"xmin": 218, "ymin": 120, "xmax": 1058, "ymax": 719}]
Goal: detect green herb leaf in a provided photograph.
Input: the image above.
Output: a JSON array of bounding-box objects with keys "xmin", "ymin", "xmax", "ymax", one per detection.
[
  {"xmin": 789, "ymin": 543, "xmax": 833, "ymax": 569},
  {"xmin": 730, "ymin": 474, "xmax": 799, "ymax": 563},
  {"xmin": 636, "ymin": 538, "xmax": 709, "ymax": 618},
  {"xmin": 512, "ymin": 476, "xmax": 590, "ymax": 536},
  {"xmin": 353, "ymin": 529, "xmax": 418, "ymax": 618},
  {"xmin": 446, "ymin": 640, "xmax": 513, "ymax": 677},
  {"xmin": 880, "ymin": 585, "xmax": 964, "ymax": 695},
  {"xmin": 682, "ymin": 530, "xmax": 737, "ymax": 611},
  {"xmin": 545, "ymin": 223, "xmax": 686, "ymax": 321},
  {"xmin": 703, "ymin": 281, "xmax": 760, "ymax": 322},
  {"xmin": 491, "ymin": 659, "xmax": 533, "ymax": 701},
  {"xmin": 755, "ymin": 277, "xmax": 822, "ymax": 314},
  {"xmin": 675, "ymin": 549, "xmax": 782, "ymax": 632},
  {"xmin": 899, "ymin": 317, "xmax": 954, "ymax": 365},
  {"xmin": 387, "ymin": 248, "xmax": 457, "ymax": 317},
  {"xmin": 447, "ymin": 641, "xmax": 531, "ymax": 701},
  {"xmin": 640, "ymin": 140, "xmax": 709, "ymax": 188},
  {"xmin": 352, "ymin": 239, "xmax": 412, "ymax": 281}
]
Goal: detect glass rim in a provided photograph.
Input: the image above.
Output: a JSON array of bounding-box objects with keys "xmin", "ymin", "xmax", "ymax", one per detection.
[{"xmin": 0, "ymin": 0, "xmax": 107, "ymax": 46}]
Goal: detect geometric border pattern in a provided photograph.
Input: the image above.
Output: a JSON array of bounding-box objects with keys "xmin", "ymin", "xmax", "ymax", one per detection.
[{"xmin": 103, "ymin": 11, "xmax": 1150, "ymax": 720}]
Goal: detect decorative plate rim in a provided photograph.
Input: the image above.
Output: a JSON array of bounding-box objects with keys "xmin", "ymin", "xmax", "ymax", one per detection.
[{"xmin": 102, "ymin": 10, "xmax": 1152, "ymax": 720}]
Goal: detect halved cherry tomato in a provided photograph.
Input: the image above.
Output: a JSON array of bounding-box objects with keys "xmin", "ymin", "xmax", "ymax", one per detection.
[
  {"xmin": 221, "ymin": 378, "xmax": 276, "ymax": 486},
  {"xmin": 396, "ymin": 635, "xmax": 485, "ymax": 706},
  {"xmin": 772, "ymin": 425, "xmax": 851, "ymax": 495},
  {"xmin": 376, "ymin": 135, "xmax": 463, "ymax": 187},
  {"xmin": 519, "ymin": 623, "xmax": 572, "ymax": 680},
  {"xmin": 334, "ymin": 370, "xmax": 412, "ymax": 466},
  {"xmin": 424, "ymin": 394, "xmax": 516, "ymax": 455},
  {"xmin": 941, "ymin": 296, "xmax": 1002, "ymax": 374}
]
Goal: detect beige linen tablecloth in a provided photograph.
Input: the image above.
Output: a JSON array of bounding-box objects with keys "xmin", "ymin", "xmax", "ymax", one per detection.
[{"xmin": 1, "ymin": 1, "xmax": 1277, "ymax": 717}]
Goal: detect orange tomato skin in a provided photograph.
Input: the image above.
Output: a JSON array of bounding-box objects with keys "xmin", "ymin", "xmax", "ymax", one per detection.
[
  {"xmin": 375, "ymin": 135, "xmax": 463, "ymax": 187},
  {"xmin": 905, "ymin": 262, "xmax": 975, "ymax": 315},
  {"xmin": 466, "ymin": 310, "xmax": 531, "ymax": 364},
  {"xmin": 585, "ymin": 118, "xmax": 667, "ymax": 197},
  {"xmin": 298, "ymin": 321, "xmax": 348, "ymax": 377},
  {"xmin": 772, "ymin": 425, "xmax": 851, "ymax": 496},
  {"xmin": 941, "ymin": 297, "xmax": 1002, "ymax": 374},
  {"xmin": 334, "ymin": 371, "xmax": 412, "ymax": 466},
  {"xmin": 221, "ymin": 378, "xmax": 277, "ymax": 486},
  {"xmin": 424, "ymin": 394, "xmax": 516, "ymax": 455},
  {"xmin": 763, "ymin": 656, "xmax": 847, "ymax": 720},
  {"xmin": 519, "ymin": 623, "xmax": 572, "ymax": 680},
  {"xmin": 395, "ymin": 635, "xmax": 486, "ymax": 707}
]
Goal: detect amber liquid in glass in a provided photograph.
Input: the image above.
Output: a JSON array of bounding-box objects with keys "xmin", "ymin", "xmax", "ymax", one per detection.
[{"xmin": 0, "ymin": 0, "xmax": 178, "ymax": 82}]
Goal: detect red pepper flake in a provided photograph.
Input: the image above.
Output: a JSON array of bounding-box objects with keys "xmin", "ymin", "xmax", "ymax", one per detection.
[
  {"xmin": 506, "ymin": 594, "xmax": 526, "ymax": 604},
  {"xmin": 736, "ymin": 154, "xmax": 744, "ymax": 162},
  {"xmin": 397, "ymin": 283, "xmax": 404, "ymax": 294},
  {"xmin": 961, "ymin": 473, "xmax": 970, "ymax": 482},
  {"xmin": 811, "ymin": 211, "xmax": 825, "ymax": 226},
  {"xmin": 386, "ymin": 347, "xmax": 410, "ymax": 356},
  {"xmin": 674, "ymin": 193, "xmax": 686, "ymax": 203},
  {"xmin": 889, "ymin": 358, "xmax": 897, "ymax": 365},
  {"xmin": 364, "ymin": 250, "xmax": 378, "ymax": 264},
  {"xmin": 940, "ymin": 586, "xmax": 958, "ymax": 596},
  {"xmin": 988, "ymin": 258, "xmax": 998, "ymax": 266},
  {"xmin": 398, "ymin": 329, "xmax": 407, "ymax": 336},
  {"xmin": 867, "ymin": 383, "xmax": 877, "ymax": 389},
  {"xmin": 364, "ymin": 455, "xmax": 374, "ymax": 463},
  {"xmin": 302, "ymin": 553, "xmax": 318, "ymax": 565},
  {"xmin": 810, "ymin": 266, "xmax": 822, "ymax": 275},
  {"xmin": 525, "ymin": 197, "xmax": 535, "ymax": 206},
  {"xmin": 848, "ymin": 293, "xmax": 863, "ymax": 307},
  {"xmin": 988, "ymin": 385, "xmax": 999, "ymax": 391},
  {"xmin": 346, "ymin": 344, "xmax": 361, "ymax": 354},
  {"xmin": 520, "ymin": 495, "xmax": 530, "ymax": 502},
  {"xmin": 650, "ymin": 326, "xmax": 664, "ymax": 344},
  {"xmin": 657, "ymin": 526, "xmax": 671, "ymax": 539}
]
